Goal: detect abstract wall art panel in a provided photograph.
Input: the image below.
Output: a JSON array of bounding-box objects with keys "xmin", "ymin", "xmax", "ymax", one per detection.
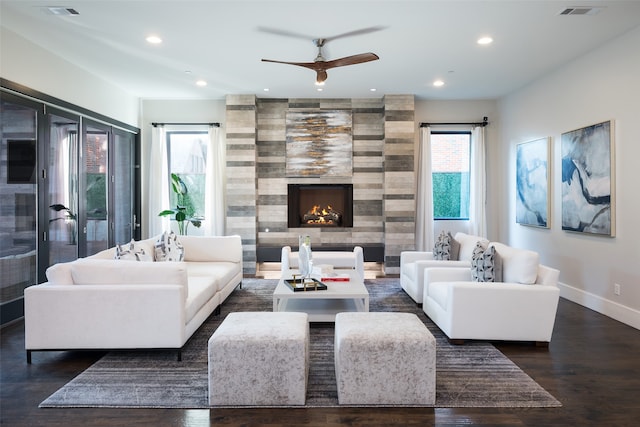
[
  {"xmin": 561, "ymin": 120, "xmax": 615, "ymax": 236},
  {"xmin": 285, "ymin": 110, "xmax": 353, "ymax": 177},
  {"xmin": 516, "ymin": 137, "xmax": 550, "ymax": 228}
]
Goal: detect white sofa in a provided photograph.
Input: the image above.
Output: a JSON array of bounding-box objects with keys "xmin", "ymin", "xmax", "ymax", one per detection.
[
  {"xmin": 400, "ymin": 232, "xmax": 488, "ymax": 304},
  {"xmin": 422, "ymin": 241, "xmax": 560, "ymax": 345},
  {"xmin": 24, "ymin": 234, "xmax": 243, "ymax": 363}
]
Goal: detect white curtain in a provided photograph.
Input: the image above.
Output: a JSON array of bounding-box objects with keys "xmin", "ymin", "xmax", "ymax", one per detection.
[
  {"xmin": 204, "ymin": 125, "xmax": 226, "ymax": 235},
  {"xmin": 148, "ymin": 125, "xmax": 170, "ymax": 237},
  {"xmin": 469, "ymin": 125, "xmax": 487, "ymax": 237},
  {"xmin": 415, "ymin": 126, "xmax": 434, "ymax": 251}
]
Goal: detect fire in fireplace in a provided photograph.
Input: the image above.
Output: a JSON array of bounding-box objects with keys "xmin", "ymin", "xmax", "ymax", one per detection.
[
  {"xmin": 288, "ymin": 184, "xmax": 353, "ymax": 228},
  {"xmin": 303, "ymin": 204, "xmax": 342, "ymax": 225}
]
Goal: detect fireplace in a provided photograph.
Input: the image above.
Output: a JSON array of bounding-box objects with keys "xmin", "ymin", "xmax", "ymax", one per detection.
[{"xmin": 288, "ymin": 184, "xmax": 353, "ymax": 228}]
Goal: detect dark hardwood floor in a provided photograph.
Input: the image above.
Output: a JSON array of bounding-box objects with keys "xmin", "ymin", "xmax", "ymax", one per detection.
[{"xmin": 2, "ymin": 297, "xmax": 640, "ymax": 427}]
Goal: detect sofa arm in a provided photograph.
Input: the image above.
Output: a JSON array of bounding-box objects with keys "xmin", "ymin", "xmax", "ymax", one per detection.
[
  {"xmin": 437, "ymin": 282, "xmax": 560, "ymax": 342},
  {"xmin": 400, "ymin": 251, "xmax": 435, "ymax": 265},
  {"xmin": 25, "ymin": 283, "xmax": 186, "ymax": 350},
  {"xmin": 179, "ymin": 235, "xmax": 243, "ymax": 263}
]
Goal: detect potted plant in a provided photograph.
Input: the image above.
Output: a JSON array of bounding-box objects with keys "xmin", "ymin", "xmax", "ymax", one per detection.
[
  {"xmin": 158, "ymin": 173, "xmax": 203, "ymax": 235},
  {"xmin": 49, "ymin": 204, "xmax": 77, "ymax": 244}
]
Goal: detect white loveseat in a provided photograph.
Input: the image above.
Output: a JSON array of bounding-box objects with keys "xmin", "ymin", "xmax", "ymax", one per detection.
[
  {"xmin": 422, "ymin": 241, "xmax": 560, "ymax": 345},
  {"xmin": 24, "ymin": 234, "xmax": 243, "ymax": 362},
  {"xmin": 400, "ymin": 232, "xmax": 488, "ymax": 304}
]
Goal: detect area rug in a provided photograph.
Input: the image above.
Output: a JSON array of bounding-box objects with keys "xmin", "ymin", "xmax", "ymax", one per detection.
[{"xmin": 40, "ymin": 278, "xmax": 561, "ymax": 408}]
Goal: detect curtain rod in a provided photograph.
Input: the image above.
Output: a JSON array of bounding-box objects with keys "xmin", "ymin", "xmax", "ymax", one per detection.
[
  {"xmin": 152, "ymin": 122, "xmax": 220, "ymax": 127},
  {"xmin": 420, "ymin": 116, "xmax": 488, "ymax": 127}
]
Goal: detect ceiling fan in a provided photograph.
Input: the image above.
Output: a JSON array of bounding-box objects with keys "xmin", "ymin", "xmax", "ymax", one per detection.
[{"xmin": 261, "ymin": 37, "xmax": 380, "ymax": 85}]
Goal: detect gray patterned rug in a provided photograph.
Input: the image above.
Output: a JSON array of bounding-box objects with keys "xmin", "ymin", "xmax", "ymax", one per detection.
[{"xmin": 40, "ymin": 278, "xmax": 561, "ymax": 408}]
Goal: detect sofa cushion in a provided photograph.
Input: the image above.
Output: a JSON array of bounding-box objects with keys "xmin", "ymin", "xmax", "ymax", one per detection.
[
  {"xmin": 489, "ymin": 242, "xmax": 539, "ymax": 285},
  {"xmin": 114, "ymin": 239, "xmax": 153, "ymax": 262},
  {"xmin": 68, "ymin": 259, "xmax": 189, "ymax": 298},
  {"xmin": 155, "ymin": 231, "xmax": 185, "ymax": 262},
  {"xmin": 187, "ymin": 262, "xmax": 240, "ymax": 289},
  {"xmin": 454, "ymin": 232, "xmax": 489, "ymax": 262},
  {"xmin": 471, "ymin": 242, "xmax": 503, "ymax": 282},
  {"xmin": 185, "ymin": 276, "xmax": 218, "ymax": 323},
  {"xmin": 45, "ymin": 262, "xmax": 74, "ymax": 285}
]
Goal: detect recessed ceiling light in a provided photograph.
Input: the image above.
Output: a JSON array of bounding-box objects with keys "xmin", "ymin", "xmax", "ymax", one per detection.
[
  {"xmin": 433, "ymin": 80, "xmax": 445, "ymax": 87},
  {"xmin": 477, "ymin": 36, "xmax": 493, "ymax": 45},
  {"xmin": 263, "ymin": 88, "xmax": 270, "ymax": 92},
  {"xmin": 317, "ymin": 88, "xmax": 323, "ymax": 92},
  {"xmin": 370, "ymin": 88, "xmax": 377, "ymax": 92},
  {"xmin": 196, "ymin": 80, "xmax": 207, "ymax": 87},
  {"xmin": 146, "ymin": 35, "xmax": 162, "ymax": 44}
]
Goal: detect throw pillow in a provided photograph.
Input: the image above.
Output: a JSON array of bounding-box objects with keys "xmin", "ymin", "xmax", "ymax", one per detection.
[
  {"xmin": 154, "ymin": 231, "xmax": 185, "ymax": 262},
  {"xmin": 114, "ymin": 239, "xmax": 153, "ymax": 262},
  {"xmin": 448, "ymin": 231, "xmax": 460, "ymax": 260},
  {"xmin": 470, "ymin": 242, "xmax": 503, "ymax": 282},
  {"xmin": 433, "ymin": 231, "xmax": 459, "ymax": 260},
  {"xmin": 433, "ymin": 231, "xmax": 451, "ymax": 261}
]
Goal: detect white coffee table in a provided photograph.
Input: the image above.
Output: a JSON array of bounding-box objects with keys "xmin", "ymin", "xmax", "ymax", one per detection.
[{"xmin": 273, "ymin": 270, "xmax": 369, "ymax": 322}]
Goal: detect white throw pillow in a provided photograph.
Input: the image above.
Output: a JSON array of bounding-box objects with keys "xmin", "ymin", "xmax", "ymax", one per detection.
[
  {"xmin": 155, "ymin": 231, "xmax": 185, "ymax": 262},
  {"xmin": 489, "ymin": 242, "xmax": 539, "ymax": 284},
  {"xmin": 114, "ymin": 239, "xmax": 153, "ymax": 262}
]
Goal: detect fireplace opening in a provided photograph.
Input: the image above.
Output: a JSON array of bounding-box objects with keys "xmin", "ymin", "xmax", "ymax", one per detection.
[{"xmin": 288, "ymin": 184, "xmax": 353, "ymax": 228}]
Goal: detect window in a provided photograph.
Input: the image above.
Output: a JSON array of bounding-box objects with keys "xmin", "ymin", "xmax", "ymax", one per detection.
[
  {"xmin": 431, "ymin": 132, "xmax": 470, "ymax": 220},
  {"xmin": 166, "ymin": 131, "xmax": 208, "ymax": 220}
]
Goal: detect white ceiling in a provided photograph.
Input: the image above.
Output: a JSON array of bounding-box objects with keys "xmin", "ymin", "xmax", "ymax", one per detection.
[{"xmin": 2, "ymin": 0, "xmax": 640, "ymax": 101}]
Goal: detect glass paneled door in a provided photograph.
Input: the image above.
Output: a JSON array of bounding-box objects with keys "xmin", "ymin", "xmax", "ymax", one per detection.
[
  {"xmin": 46, "ymin": 111, "xmax": 79, "ymax": 265},
  {"xmin": 82, "ymin": 120, "xmax": 109, "ymax": 256},
  {"xmin": 113, "ymin": 128, "xmax": 138, "ymax": 245},
  {"xmin": 0, "ymin": 94, "xmax": 39, "ymax": 324}
]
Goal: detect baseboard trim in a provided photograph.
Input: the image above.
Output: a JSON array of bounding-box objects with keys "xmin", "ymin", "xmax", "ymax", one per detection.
[{"xmin": 558, "ymin": 282, "xmax": 640, "ymax": 331}]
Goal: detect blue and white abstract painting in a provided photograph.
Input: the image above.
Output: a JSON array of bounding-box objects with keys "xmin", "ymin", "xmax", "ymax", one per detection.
[
  {"xmin": 516, "ymin": 137, "xmax": 550, "ymax": 227},
  {"xmin": 561, "ymin": 120, "xmax": 614, "ymax": 236}
]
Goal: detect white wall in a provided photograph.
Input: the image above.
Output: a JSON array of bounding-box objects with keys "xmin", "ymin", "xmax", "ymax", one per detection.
[
  {"xmin": 139, "ymin": 99, "xmax": 226, "ymax": 237},
  {"xmin": 499, "ymin": 26, "xmax": 640, "ymax": 329},
  {"xmin": 1, "ymin": 28, "xmax": 139, "ymax": 127}
]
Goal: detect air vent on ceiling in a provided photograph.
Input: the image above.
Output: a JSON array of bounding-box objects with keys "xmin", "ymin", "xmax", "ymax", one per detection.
[
  {"xmin": 46, "ymin": 7, "xmax": 79, "ymax": 16},
  {"xmin": 559, "ymin": 7, "xmax": 603, "ymax": 15}
]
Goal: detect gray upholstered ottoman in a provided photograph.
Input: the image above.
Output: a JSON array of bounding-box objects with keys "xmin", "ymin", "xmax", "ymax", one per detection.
[
  {"xmin": 334, "ymin": 312, "xmax": 436, "ymax": 405},
  {"xmin": 208, "ymin": 311, "xmax": 309, "ymax": 406}
]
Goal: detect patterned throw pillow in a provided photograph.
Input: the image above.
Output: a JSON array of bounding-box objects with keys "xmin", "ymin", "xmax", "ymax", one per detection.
[
  {"xmin": 433, "ymin": 231, "xmax": 459, "ymax": 261},
  {"xmin": 114, "ymin": 239, "xmax": 153, "ymax": 262},
  {"xmin": 154, "ymin": 231, "xmax": 185, "ymax": 262},
  {"xmin": 470, "ymin": 242, "xmax": 502, "ymax": 282}
]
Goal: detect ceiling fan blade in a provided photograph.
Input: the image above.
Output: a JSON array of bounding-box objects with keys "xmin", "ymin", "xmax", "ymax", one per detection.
[
  {"xmin": 261, "ymin": 58, "xmax": 319, "ymax": 70},
  {"xmin": 256, "ymin": 26, "xmax": 313, "ymax": 40},
  {"xmin": 322, "ymin": 52, "xmax": 380, "ymax": 70},
  {"xmin": 324, "ymin": 26, "xmax": 387, "ymax": 42}
]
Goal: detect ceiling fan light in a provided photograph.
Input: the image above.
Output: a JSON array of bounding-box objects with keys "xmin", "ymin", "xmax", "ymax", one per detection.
[{"xmin": 315, "ymin": 80, "xmax": 325, "ymax": 86}]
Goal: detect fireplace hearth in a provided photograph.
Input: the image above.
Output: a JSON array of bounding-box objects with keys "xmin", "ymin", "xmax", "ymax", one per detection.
[{"xmin": 288, "ymin": 184, "xmax": 353, "ymax": 228}]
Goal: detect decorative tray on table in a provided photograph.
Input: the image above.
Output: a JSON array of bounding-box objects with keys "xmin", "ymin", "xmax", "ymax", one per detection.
[{"xmin": 284, "ymin": 277, "xmax": 328, "ymax": 292}]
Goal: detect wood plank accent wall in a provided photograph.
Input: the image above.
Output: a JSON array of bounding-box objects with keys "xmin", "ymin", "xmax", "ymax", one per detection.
[
  {"xmin": 225, "ymin": 94, "xmax": 416, "ymax": 275},
  {"xmin": 383, "ymin": 95, "xmax": 416, "ymax": 271},
  {"xmin": 225, "ymin": 95, "xmax": 257, "ymax": 274}
]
